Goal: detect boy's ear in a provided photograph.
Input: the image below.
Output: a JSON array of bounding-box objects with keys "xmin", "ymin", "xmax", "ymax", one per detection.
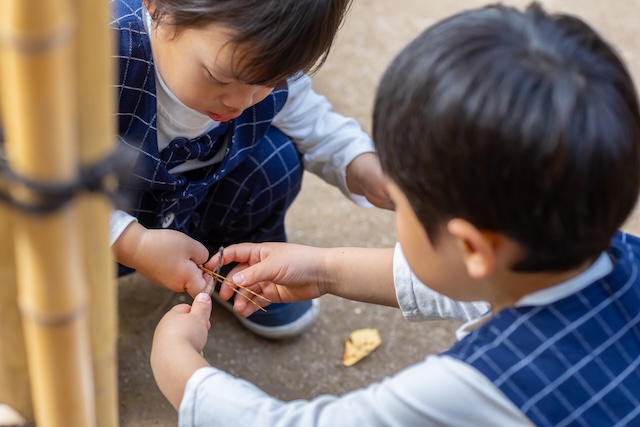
[{"xmin": 446, "ymin": 218, "xmax": 497, "ymax": 278}]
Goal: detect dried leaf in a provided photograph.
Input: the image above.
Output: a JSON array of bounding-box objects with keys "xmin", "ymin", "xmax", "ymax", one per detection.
[{"xmin": 342, "ymin": 328, "xmax": 381, "ymax": 367}]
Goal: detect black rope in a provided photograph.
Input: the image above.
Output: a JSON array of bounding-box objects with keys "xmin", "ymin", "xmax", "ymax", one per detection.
[{"xmin": 0, "ymin": 145, "xmax": 131, "ymax": 215}]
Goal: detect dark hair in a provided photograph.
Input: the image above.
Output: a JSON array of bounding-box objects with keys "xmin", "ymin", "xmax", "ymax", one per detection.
[
  {"xmin": 147, "ymin": 0, "xmax": 352, "ymax": 86},
  {"xmin": 374, "ymin": 3, "xmax": 640, "ymax": 272}
]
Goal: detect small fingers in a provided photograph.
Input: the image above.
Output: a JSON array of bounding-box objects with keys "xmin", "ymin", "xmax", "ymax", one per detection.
[
  {"xmin": 169, "ymin": 303, "xmax": 192, "ymax": 315},
  {"xmin": 191, "ymin": 293, "xmax": 213, "ymax": 321},
  {"xmin": 230, "ymin": 284, "xmax": 273, "ymax": 317},
  {"xmin": 184, "ymin": 263, "xmax": 214, "ymax": 298},
  {"xmin": 216, "ymin": 277, "xmax": 237, "ymax": 301}
]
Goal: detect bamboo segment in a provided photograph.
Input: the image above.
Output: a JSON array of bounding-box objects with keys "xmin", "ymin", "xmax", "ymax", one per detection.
[
  {"xmin": 0, "ymin": 37, "xmax": 31, "ymax": 423},
  {"xmin": 0, "ymin": 0, "xmax": 96, "ymax": 426},
  {"xmin": 0, "ymin": 204, "xmax": 32, "ymax": 422},
  {"xmin": 74, "ymin": 0, "xmax": 119, "ymax": 426}
]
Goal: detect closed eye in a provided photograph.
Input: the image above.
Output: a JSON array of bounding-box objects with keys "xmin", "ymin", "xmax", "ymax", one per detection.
[{"xmin": 206, "ymin": 68, "xmax": 232, "ymax": 86}]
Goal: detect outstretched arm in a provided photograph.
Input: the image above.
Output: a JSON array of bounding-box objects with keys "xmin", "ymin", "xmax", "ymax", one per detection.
[
  {"xmin": 346, "ymin": 152, "xmax": 394, "ymax": 210},
  {"xmin": 273, "ymin": 74, "xmax": 393, "ymax": 210},
  {"xmin": 204, "ymin": 243, "xmax": 397, "ymax": 317}
]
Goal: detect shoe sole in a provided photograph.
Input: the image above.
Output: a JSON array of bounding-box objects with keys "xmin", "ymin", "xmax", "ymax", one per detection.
[{"xmin": 211, "ymin": 294, "xmax": 320, "ymax": 340}]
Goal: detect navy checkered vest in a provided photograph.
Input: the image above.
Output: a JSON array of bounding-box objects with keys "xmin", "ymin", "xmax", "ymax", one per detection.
[
  {"xmin": 111, "ymin": 0, "xmax": 289, "ymax": 235},
  {"xmin": 445, "ymin": 231, "xmax": 640, "ymax": 427}
]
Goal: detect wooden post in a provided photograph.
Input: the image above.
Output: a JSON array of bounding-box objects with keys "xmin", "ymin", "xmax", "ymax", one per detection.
[
  {"xmin": 74, "ymin": 0, "xmax": 119, "ymax": 426},
  {"xmin": 0, "ymin": 0, "xmax": 96, "ymax": 425},
  {"xmin": 0, "ymin": 30, "xmax": 31, "ymax": 423},
  {"xmin": 0, "ymin": 204, "xmax": 31, "ymax": 422}
]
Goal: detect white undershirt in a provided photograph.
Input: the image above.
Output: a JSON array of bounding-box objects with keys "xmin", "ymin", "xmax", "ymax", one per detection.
[{"xmin": 154, "ymin": 62, "xmax": 225, "ymax": 172}]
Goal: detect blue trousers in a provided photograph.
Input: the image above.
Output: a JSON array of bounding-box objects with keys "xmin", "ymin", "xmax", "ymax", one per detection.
[{"xmin": 118, "ymin": 126, "xmax": 303, "ymax": 276}]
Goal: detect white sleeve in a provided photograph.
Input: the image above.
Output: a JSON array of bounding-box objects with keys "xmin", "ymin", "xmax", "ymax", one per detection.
[
  {"xmin": 178, "ymin": 357, "xmax": 533, "ymax": 427},
  {"xmin": 272, "ymin": 74, "xmax": 375, "ymax": 205},
  {"xmin": 393, "ymin": 243, "xmax": 490, "ymax": 322},
  {"xmin": 109, "ymin": 209, "xmax": 138, "ymax": 246}
]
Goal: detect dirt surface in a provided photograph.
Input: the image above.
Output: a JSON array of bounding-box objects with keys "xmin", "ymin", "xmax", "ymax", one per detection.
[{"xmin": 117, "ymin": 1, "xmax": 640, "ymax": 425}]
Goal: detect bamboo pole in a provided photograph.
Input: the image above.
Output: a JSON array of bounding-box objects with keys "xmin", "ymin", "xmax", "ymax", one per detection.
[
  {"xmin": 0, "ymin": 204, "xmax": 31, "ymax": 422},
  {"xmin": 0, "ymin": 42, "xmax": 31, "ymax": 423},
  {"xmin": 74, "ymin": 0, "xmax": 119, "ymax": 426},
  {"xmin": 0, "ymin": 0, "xmax": 96, "ymax": 426}
]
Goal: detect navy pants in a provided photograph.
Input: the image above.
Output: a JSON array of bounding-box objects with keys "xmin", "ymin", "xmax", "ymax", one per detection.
[{"xmin": 118, "ymin": 126, "xmax": 303, "ymax": 276}]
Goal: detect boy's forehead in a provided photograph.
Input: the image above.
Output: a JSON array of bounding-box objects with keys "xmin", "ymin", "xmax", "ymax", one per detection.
[
  {"xmin": 196, "ymin": 24, "xmax": 248, "ymax": 77},
  {"xmin": 195, "ymin": 19, "xmax": 302, "ymax": 86},
  {"xmin": 199, "ymin": 23, "xmax": 285, "ymax": 85}
]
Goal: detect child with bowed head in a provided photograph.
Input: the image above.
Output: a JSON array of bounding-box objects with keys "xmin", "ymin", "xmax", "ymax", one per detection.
[{"xmin": 110, "ymin": 0, "xmax": 391, "ymax": 339}]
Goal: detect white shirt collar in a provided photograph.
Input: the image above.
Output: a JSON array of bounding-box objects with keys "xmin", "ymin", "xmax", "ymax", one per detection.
[
  {"xmin": 456, "ymin": 252, "xmax": 613, "ymax": 340},
  {"xmin": 514, "ymin": 251, "xmax": 613, "ymax": 306}
]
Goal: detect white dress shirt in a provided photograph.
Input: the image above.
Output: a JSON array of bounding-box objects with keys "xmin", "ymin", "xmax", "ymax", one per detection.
[{"xmin": 177, "ymin": 244, "xmax": 613, "ymax": 427}]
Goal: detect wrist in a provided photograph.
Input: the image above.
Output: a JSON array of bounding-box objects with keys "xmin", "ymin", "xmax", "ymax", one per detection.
[
  {"xmin": 151, "ymin": 339, "xmax": 209, "ymax": 410},
  {"xmin": 112, "ymin": 221, "xmax": 146, "ymax": 267},
  {"xmin": 345, "ymin": 152, "xmax": 376, "ymax": 195},
  {"xmin": 345, "ymin": 154, "xmax": 364, "ymax": 195},
  {"xmin": 320, "ymin": 248, "xmax": 343, "ymax": 297}
]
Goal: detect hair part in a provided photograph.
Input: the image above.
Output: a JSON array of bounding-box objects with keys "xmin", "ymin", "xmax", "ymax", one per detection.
[
  {"xmin": 146, "ymin": 0, "xmax": 353, "ymax": 86},
  {"xmin": 374, "ymin": 3, "xmax": 640, "ymax": 272}
]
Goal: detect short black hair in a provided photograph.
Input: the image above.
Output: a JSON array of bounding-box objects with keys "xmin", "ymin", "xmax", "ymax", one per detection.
[
  {"xmin": 147, "ymin": 0, "xmax": 352, "ymax": 86},
  {"xmin": 374, "ymin": 3, "xmax": 640, "ymax": 272}
]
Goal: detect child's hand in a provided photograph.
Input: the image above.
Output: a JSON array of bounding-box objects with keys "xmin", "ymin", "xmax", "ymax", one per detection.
[
  {"xmin": 151, "ymin": 293, "xmax": 212, "ymax": 409},
  {"xmin": 346, "ymin": 152, "xmax": 394, "ymax": 210},
  {"xmin": 204, "ymin": 242, "xmax": 329, "ymax": 317},
  {"xmin": 113, "ymin": 222, "xmax": 213, "ymax": 297}
]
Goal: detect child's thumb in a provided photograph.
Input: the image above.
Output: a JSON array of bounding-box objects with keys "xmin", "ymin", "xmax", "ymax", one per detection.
[{"xmin": 191, "ymin": 293, "xmax": 213, "ymax": 320}]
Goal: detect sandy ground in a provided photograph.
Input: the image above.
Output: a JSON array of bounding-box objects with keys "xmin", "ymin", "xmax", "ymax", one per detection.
[{"xmin": 117, "ymin": 1, "xmax": 640, "ymax": 425}]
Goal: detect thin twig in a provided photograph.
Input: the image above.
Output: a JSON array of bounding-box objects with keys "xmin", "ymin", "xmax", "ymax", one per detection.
[
  {"xmin": 210, "ymin": 270, "xmax": 272, "ymax": 303},
  {"xmin": 198, "ymin": 265, "xmax": 271, "ymax": 312}
]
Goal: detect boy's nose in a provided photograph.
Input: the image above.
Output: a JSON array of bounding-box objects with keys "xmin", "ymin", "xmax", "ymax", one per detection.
[{"xmin": 221, "ymin": 86, "xmax": 257, "ymax": 111}]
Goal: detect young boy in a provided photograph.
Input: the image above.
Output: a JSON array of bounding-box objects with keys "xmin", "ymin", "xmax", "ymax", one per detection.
[
  {"xmin": 151, "ymin": 3, "xmax": 640, "ymax": 426},
  {"xmin": 109, "ymin": 0, "xmax": 391, "ymax": 339}
]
